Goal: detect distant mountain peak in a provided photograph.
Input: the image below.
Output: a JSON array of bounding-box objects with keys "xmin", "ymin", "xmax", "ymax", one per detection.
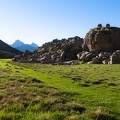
[
  {"xmin": 16, "ymin": 39, "xmax": 22, "ymax": 42},
  {"xmin": 10, "ymin": 40, "xmax": 39, "ymax": 52},
  {"xmin": 30, "ymin": 42, "xmax": 39, "ymax": 48},
  {"xmin": 15, "ymin": 39, "xmax": 24, "ymax": 43},
  {"xmin": 11, "ymin": 40, "xmax": 24, "ymax": 48}
]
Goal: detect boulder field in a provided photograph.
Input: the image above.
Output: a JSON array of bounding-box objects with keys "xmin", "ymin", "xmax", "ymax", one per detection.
[{"xmin": 12, "ymin": 24, "xmax": 120, "ymax": 64}]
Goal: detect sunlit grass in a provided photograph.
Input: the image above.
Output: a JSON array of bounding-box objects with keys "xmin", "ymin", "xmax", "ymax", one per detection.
[{"xmin": 0, "ymin": 59, "xmax": 120, "ymax": 119}]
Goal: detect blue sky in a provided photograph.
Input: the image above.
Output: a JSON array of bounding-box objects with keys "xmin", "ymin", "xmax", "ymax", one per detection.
[{"xmin": 0, "ymin": 0, "xmax": 120, "ymax": 46}]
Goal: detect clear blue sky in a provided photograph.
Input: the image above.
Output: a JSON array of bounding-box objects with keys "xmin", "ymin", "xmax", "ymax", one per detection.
[{"xmin": 0, "ymin": 0, "xmax": 120, "ymax": 46}]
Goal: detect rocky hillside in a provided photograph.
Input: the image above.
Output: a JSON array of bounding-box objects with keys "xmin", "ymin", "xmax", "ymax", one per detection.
[
  {"xmin": 13, "ymin": 36, "xmax": 83, "ymax": 63},
  {"xmin": 0, "ymin": 40, "xmax": 22, "ymax": 58}
]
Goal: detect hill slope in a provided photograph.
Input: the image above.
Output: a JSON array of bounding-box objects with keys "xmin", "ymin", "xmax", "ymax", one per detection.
[
  {"xmin": 0, "ymin": 39, "xmax": 22, "ymax": 58},
  {"xmin": 0, "ymin": 50, "xmax": 16, "ymax": 58}
]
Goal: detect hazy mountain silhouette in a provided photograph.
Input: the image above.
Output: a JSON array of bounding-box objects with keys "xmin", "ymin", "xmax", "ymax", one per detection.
[
  {"xmin": 10, "ymin": 40, "xmax": 39, "ymax": 52},
  {"xmin": 16, "ymin": 44, "xmax": 37, "ymax": 52},
  {"xmin": 30, "ymin": 42, "xmax": 39, "ymax": 48},
  {"xmin": 10, "ymin": 39, "xmax": 24, "ymax": 48},
  {"xmin": 0, "ymin": 39, "xmax": 22, "ymax": 58}
]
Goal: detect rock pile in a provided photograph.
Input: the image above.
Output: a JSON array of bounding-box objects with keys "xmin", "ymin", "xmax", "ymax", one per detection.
[
  {"xmin": 77, "ymin": 51, "xmax": 109, "ymax": 64},
  {"xmin": 77, "ymin": 50, "xmax": 120, "ymax": 64},
  {"xmin": 13, "ymin": 36, "xmax": 83, "ymax": 64}
]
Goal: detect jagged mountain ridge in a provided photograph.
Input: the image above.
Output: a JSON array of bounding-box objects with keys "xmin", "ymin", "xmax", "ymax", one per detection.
[
  {"xmin": 10, "ymin": 40, "xmax": 39, "ymax": 52},
  {"xmin": 16, "ymin": 44, "xmax": 38, "ymax": 52}
]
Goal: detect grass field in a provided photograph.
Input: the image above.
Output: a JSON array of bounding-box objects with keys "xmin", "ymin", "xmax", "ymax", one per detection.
[{"xmin": 0, "ymin": 59, "xmax": 120, "ymax": 120}]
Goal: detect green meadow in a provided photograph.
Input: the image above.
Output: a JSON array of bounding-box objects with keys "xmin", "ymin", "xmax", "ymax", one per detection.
[{"xmin": 0, "ymin": 59, "xmax": 120, "ymax": 120}]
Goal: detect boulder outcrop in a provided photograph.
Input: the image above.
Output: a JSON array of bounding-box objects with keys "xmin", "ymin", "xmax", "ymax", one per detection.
[{"xmin": 83, "ymin": 24, "xmax": 120, "ymax": 52}]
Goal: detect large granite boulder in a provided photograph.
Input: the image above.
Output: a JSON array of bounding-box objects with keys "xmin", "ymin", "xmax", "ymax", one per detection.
[{"xmin": 83, "ymin": 24, "xmax": 120, "ymax": 52}]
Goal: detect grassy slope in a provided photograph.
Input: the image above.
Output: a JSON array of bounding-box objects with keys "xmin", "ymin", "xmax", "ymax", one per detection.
[{"xmin": 0, "ymin": 59, "xmax": 120, "ymax": 120}]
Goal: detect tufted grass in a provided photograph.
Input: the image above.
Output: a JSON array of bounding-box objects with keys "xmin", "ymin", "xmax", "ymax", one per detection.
[{"xmin": 0, "ymin": 59, "xmax": 120, "ymax": 119}]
